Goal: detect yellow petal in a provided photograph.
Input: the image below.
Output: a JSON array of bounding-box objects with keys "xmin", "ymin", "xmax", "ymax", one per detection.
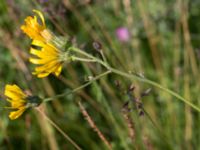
[
  {"xmin": 30, "ymin": 48, "xmax": 41, "ymax": 56},
  {"xmin": 29, "ymin": 58, "xmax": 43, "ymax": 64},
  {"xmin": 30, "ymin": 49, "xmax": 57, "ymax": 60},
  {"xmin": 43, "ymin": 43, "xmax": 59, "ymax": 54},
  {"xmin": 32, "ymin": 62, "xmax": 62, "ymax": 78},
  {"xmin": 21, "ymin": 16, "xmax": 45, "ymax": 41},
  {"xmin": 54, "ymin": 64, "xmax": 62, "ymax": 76},
  {"xmin": 36, "ymin": 72, "xmax": 50, "ymax": 78},
  {"xmin": 31, "ymin": 40, "xmax": 45, "ymax": 47},
  {"xmin": 9, "ymin": 107, "xmax": 26, "ymax": 120},
  {"xmin": 35, "ymin": 60, "xmax": 58, "ymax": 72},
  {"xmin": 5, "ymin": 84, "xmax": 22, "ymax": 92},
  {"xmin": 33, "ymin": 64, "xmax": 58, "ymax": 77},
  {"xmin": 46, "ymin": 64, "xmax": 60, "ymax": 74},
  {"xmin": 11, "ymin": 100, "xmax": 25, "ymax": 108},
  {"xmin": 5, "ymin": 90, "xmax": 23, "ymax": 100},
  {"xmin": 33, "ymin": 9, "xmax": 46, "ymax": 27},
  {"xmin": 29, "ymin": 57, "xmax": 57, "ymax": 64},
  {"xmin": 5, "ymin": 84, "xmax": 26, "ymax": 99}
]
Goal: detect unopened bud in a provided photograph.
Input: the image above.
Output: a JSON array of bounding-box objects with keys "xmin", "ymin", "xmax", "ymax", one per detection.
[
  {"xmin": 141, "ymin": 88, "xmax": 151, "ymax": 97},
  {"xmin": 139, "ymin": 111, "xmax": 144, "ymax": 116},
  {"xmin": 128, "ymin": 83, "xmax": 135, "ymax": 92},
  {"xmin": 93, "ymin": 41, "xmax": 102, "ymax": 52}
]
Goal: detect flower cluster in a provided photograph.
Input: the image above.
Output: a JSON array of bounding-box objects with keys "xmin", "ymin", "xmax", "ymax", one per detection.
[
  {"xmin": 3, "ymin": 9, "xmax": 87, "ymax": 120},
  {"xmin": 3, "ymin": 10, "xmax": 67, "ymax": 120}
]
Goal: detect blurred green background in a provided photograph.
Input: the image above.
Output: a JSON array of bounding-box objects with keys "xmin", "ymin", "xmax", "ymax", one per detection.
[{"xmin": 0, "ymin": 0, "xmax": 200, "ymax": 149}]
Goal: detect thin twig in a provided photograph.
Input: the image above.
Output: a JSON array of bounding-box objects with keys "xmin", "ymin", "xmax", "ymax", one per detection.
[
  {"xmin": 43, "ymin": 70, "xmax": 111, "ymax": 102},
  {"xmin": 78, "ymin": 101, "xmax": 112, "ymax": 150},
  {"xmin": 72, "ymin": 56, "xmax": 97, "ymax": 62},
  {"xmin": 121, "ymin": 108, "xmax": 135, "ymax": 142},
  {"xmin": 36, "ymin": 108, "xmax": 82, "ymax": 150}
]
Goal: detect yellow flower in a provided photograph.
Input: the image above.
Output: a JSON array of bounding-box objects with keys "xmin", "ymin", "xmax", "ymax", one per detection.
[
  {"xmin": 4, "ymin": 84, "xmax": 42, "ymax": 120},
  {"xmin": 21, "ymin": 9, "xmax": 71, "ymax": 78},
  {"xmin": 29, "ymin": 40, "xmax": 64, "ymax": 78},
  {"xmin": 21, "ymin": 10, "xmax": 52, "ymax": 42},
  {"xmin": 4, "ymin": 84, "xmax": 28, "ymax": 120}
]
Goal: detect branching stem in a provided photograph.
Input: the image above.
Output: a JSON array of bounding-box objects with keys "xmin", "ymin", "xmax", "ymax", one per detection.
[{"xmin": 70, "ymin": 47, "xmax": 200, "ymax": 112}]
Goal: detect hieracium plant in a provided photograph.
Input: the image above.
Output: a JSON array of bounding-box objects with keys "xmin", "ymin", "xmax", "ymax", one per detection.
[
  {"xmin": 3, "ymin": 9, "xmax": 200, "ymax": 119},
  {"xmin": 1, "ymin": 9, "xmax": 200, "ymax": 149}
]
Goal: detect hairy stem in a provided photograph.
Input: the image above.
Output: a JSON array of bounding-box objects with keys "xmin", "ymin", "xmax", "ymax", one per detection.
[
  {"xmin": 71, "ymin": 56, "xmax": 97, "ymax": 62},
  {"xmin": 71, "ymin": 47, "xmax": 200, "ymax": 112},
  {"xmin": 43, "ymin": 70, "xmax": 111, "ymax": 102}
]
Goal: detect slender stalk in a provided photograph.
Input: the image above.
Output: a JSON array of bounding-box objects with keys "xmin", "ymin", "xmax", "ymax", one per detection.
[
  {"xmin": 70, "ymin": 47, "xmax": 110, "ymax": 69},
  {"xmin": 70, "ymin": 47, "xmax": 200, "ymax": 112},
  {"xmin": 109, "ymin": 69, "xmax": 200, "ymax": 112},
  {"xmin": 71, "ymin": 56, "xmax": 97, "ymax": 62},
  {"xmin": 36, "ymin": 108, "xmax": 82, "ymax": 150},
  {"xmin": 43, "ymin": 70, "xmax": 111, "ymax": 102},
  {"xmin": 100, "ymin": 51, "xmax": 108, "ymax": 64},
  {"xmin": 78, "ymin": 101, "xmax": 112, "ymax": 150},
  {"xmin": 69, "ymin": 47, "xmax": 98, "ymax": 60}
]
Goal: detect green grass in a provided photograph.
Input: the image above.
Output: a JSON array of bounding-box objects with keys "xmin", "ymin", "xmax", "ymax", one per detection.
[{"xmin": 0, "ymin": 0, "xmax": 200, "ymax": 149}]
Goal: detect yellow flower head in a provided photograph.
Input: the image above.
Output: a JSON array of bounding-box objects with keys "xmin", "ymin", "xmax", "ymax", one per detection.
[
  {"xmin": 4, "ymin": 84, "xmax": 42, "ymax": 120},
  {"xmin": 4, "ymin": 84, "xmax": 27, "ymax": 120},
  {"xmin": 29, "ymin": 40, "xmax": 64, "ymax": 78},
  {"xmin": 21, "ymin": 9, "xmax": 71, "ymax": 78},
  {"xmin": 21, "ymin": 10, "xmax": 52, "ymax": 42}
]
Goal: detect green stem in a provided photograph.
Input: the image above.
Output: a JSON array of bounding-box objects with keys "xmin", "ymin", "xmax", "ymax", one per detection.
[
  {"xmin": 100, "ymin": 51, "xmax": 108, "ymax": 64},
  {"xmin": 70, "ymin": 47, "xmax": 200, "ymax": 112},
  {"xmin": 71, "ymin": 56, "xmax": 97, "ymax": 62},
  {"xmin": 43, "ymin": 70, "xmax": 111, "ymax": 102},
  {"xmin": 110, "ymin": 69, "xmax": 200, "ymax": 112},
  {"xmin": 69, "ymin": 47, "xmax": 97, "ymax": 60}
]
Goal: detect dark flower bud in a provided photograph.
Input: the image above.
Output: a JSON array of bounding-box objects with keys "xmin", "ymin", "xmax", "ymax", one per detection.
[
  {"xmin": 137, "ymin": 103, "xmax": 143, "ymax": 109},
  {"xmin": 141, "ymin": 88, "xmax": 151, "ymax": 97},
  {"xmin": 128, "ymin": 84, "xmax": 135, "ymax": 92},
  {"xmin": 93, "ymin": 41, "xmax": 102, "ymax": 52},
  {"xmin": 27, "ymin": 96, "xmax": 42, "ymax": 107},
  {"xmin": 139, "ymin": 111, "xmax": 144, "ymax": 116}
]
